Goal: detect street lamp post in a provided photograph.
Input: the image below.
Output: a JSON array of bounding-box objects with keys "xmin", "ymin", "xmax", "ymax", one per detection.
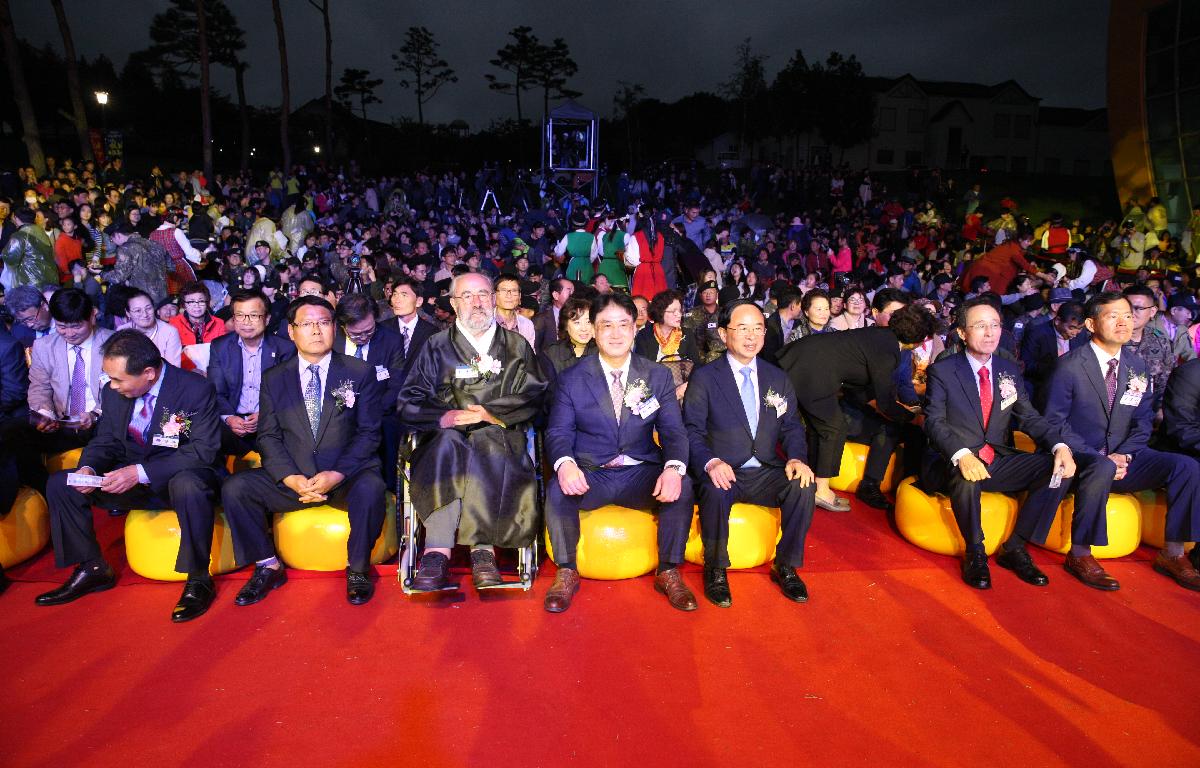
[{"xmin": 94, "ymin": 90, "xmax": 108, "ymax": 135}]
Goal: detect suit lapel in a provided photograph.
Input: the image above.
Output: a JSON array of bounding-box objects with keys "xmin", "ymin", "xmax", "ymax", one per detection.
[
  {"xmin": 1080, "ymin": 352, "xmax": 1112, "ymax": 417},
  {"xmin": 585, "ymin": 356, "xmax": 621, "ymax": 434},
  {"xmin": 283, "ymin": 358, "xmax": 313, "ymax": 445},
  {"xmin": 1110, "ymin": 359, "xmax": 1134, "ymax": 433},
  {"xmin": 717, "ymin": 359, "xmax": 754, "ymax": 439},
  {"xmin": 314, "ymin": 355, "xmax": 341, "ymax": 445},
  {"xmin": 954, "ymin": 354, "xmax": 986, "ymax": 429}
]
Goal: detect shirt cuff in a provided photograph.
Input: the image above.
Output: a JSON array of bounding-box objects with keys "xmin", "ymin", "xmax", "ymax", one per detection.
[
  {"xmin": 703, "ymin": 458, "xmax": 721, "ymax": 473},
  {"xmin": 1051, "ymin": 443, "xmax": 1069, "ymax": 455},
  {"xmin": 553, "ymin": 457, "xmax": 576, "ymax": 472},
  {"xmin": 136, "ymin": 464, "xmax": 149, "ymax": 484},
  {"xmin": 950, "ymin": 448, "xmax": 971, "ymax": 466},
  {"xmin": 664, "ymin": 460, "xmax": 686, "ymax": 475}
]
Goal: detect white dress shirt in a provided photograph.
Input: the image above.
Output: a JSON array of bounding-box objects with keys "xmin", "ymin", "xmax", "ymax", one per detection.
[{"xmin": 949, "ymin": 354, "xmax": 1067, "ymax": 465}]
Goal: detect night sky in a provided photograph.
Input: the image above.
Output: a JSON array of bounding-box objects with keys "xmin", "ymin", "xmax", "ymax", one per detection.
[{"xmin": 12, "ymin": 0, "xmax": 1109, "ymax": 129}]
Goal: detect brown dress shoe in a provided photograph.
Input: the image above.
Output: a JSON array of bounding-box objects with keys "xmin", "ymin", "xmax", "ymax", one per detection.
[
  {"xmin": 653, "ymin": 567, "xmax": 698, "ymax": 611},
  {"xmin": 1063, "ymin": 554, "xmax": 1120, "ymax": 591},
  {"xmin": 543, "ymin": 567, "xmax": 580, "ymax": 613},
  {"xmin": 1153, "ymin": 552, "xmax": 1200, "ymax": 592},
  {"xmin": 470, "ymin": 549, "xmax": 503, "ymax": 588}
]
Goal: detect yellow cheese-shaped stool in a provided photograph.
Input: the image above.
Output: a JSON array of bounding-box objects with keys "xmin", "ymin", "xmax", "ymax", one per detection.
[
  {"xmin": 225, "ymin": 451, "xmax": 263, "ymax": 474},
  {"xmin": 125, "ymin": 508, "xmax": 240, "ymax": 581},
  {"xmin": 273, "ymin": 493, "xmax": 398, "ymax": 571},
  {"xmin": 894, "ymin": 476, "xmax": 1019, "ymax": 556},
  {"xmin": 0, "ymin": 487, "xmax": 50, "ymax": 568},
  {"xmin": 45, "ymin": 448, "xmax": 84, "ymax": 474},
  {"xmin": 1135, "ymin": 489, "xmax": 1195, "ymax": 551},
  {"xmin": 829, "ymin": 442, "xmax": 896, "ymax": 493},
  {"xmin": 684, "ymin": 504, "xmax": 782, "ymax": 568},
  {"xmin": 1013, "ymin": 431, "xmax": 1036, "ymax": 453},
  {"xmin": 1040, "ymin": 494, "xmax": 1141, "ymax": 558},
  {"xmin": 546, "ymin": 505, "xmax": 658, "ymax": 580}
]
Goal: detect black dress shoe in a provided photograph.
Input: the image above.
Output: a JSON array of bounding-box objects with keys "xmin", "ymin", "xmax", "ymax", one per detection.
[
  {"xmin": 995, "ymin": 546, "xmax": 1049, "ymax": 586},
  {"xmin": 1190, "ymin": 546, "xmax": 1200, "ymax": 574},
  {"xmin": 172, "ymin": 578, "xmax": 216, "ymax": 622},
  {"xmin": 770, "ymin": 565, "xmax": 809, "ymax": 602},
  {"xmin": 855, "ymin": 480, "xmax": 892, "ymax": 511},
  {"xmin": 470, "ymin": 549, "xmax": 503, "ymax": 588},
  {"xmin": 234, "ymin": 565, "xmax": 287, "ymax": 606},
  {"xmin": 703, "ymin": 567, "xmax": 732, "ymax": 608},
  {"xmin": 412, "ymin": 551, "xmax": 450, "ymax": 591},
  {"xmin": 35, "ymin": 563, "xmax": 117, "ymax": 606},
  {"xmin": 346, "ymin": 569, "xmax": 374, "ymax": 605},
  {"xmin": 961, "ymin": 550, "xmax": 991, "ymax": 590}
]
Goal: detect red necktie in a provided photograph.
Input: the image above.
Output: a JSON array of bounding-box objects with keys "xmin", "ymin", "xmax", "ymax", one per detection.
[{"xmin": 978, "ymin": 366, "xmax": 994, "ymax": 464}]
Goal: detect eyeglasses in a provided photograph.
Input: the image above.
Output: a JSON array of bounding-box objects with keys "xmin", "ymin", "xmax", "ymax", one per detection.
[
  {"xmin": 127, "ymin": 306, "xmax": 155, "ymax": 315},
  {"xmin": 292, "ymin": 319, "xmax": 333, "ymax": 331},
  {"xmin": 726, "ymin": 324, "xmax": 766, "ymax": 336},
  {"xmin": 453, "ymin": 291, "xmax": 493, "ymax": 303},
  {"xmin": 233, "ymin": 312, "xmax": 266, "ymax": 322},
  {"xmin": 183, "ymin": 299, "xmax": 207, "ymax": 306},
  {"xmin": 14, "ymin": 309, "xmax": 43, "ymax": 326},
  {"xmin": 966, "ymin": 322, "xmax": 1002, "ymax": 332},
  {"xmin": 1128, "ymin": 304, "xmax": 1155, "ymax": 312}
]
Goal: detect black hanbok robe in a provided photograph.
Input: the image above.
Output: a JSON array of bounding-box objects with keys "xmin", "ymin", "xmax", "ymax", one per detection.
[{"xmin": 398, "ymin": 324, "xmax": 547, "ymax": 547}]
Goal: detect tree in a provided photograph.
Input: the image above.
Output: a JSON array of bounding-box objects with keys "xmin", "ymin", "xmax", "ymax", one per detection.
[
  {"xmin": 194, "ymin": 0, "xmax": 212, "ymax": 181},
  {"xmin": 304, "ymin": 0, "xmax": 332, "ymax": 156},
  {"xmin": 335, "ymin": 67, "xmax": 382, "ymax": 121},
  {"xmin": 271, "ymin": 0, "xmax": 291, "ymax": 172},
  {"xmin": 0, "ymin": 0, "xmax": 45, "ymax": 175},
  {"xmin": 144, "ymin": 0, "xmax": 251, "ymax": 171},
  {"xmin": 392, "ymin": 26, "xmax": 456, "ymax": 127},
  {"xmin": 485, "ymin": 26, "xmax": 539, "ymax": 123},
  {"xmin": 612, "ymin": 81, "xmax": 645, "ymax": 167},
  {"xmin": 50, "ymin": 0, "xmax": 92, "ymax": 162},
  {"xmin": 721, "ymin": 37, "xmax": 767, "ymax": 155},
  {"xmin": 808, "ymin": 52, "xmax": 875, "ymax": 161},
  {"xmin": 528, "ymin": 37, "xmax": 580, "ymax": 125}
]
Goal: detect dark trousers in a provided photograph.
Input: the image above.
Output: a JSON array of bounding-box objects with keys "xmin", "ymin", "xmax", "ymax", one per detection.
[
  {"xmin": 922, "ymin": 452, "xmax": 1069, "ymax": 549},
  {"xmin": 219, "ymin": 422, "xmax": 258, "ymax": 459},
  {"xmin": 46, "ymin": 467, "xmax": 221, "ymax": 574},
  {"xmin": 697, "ymin": 465, "xmax": 815, "ymax": 568},
  {"xmin": 797, "ymin": 393, "xmax": 845, "ymax": 478},
  {"xmin": 1065, "ymin": 449, "xmax": 1200, "ymax": 546},
  {"xmin": 845, "ymin": 403, "xmax": 924, "ymax": 485},
  {"xmin": 222, "ymin": 468, "xmax": 387, "ymax": 572},
  {"xmin": 545, "ymin": 464, "xmax": 693, "ymax": 567},
  {"xmin": 0, "ymin": 420, "xmax": 94, "ymax": 497},
  {"xmin": 381, "ymin": 414, "xmax": 402, "ymax": 495}
]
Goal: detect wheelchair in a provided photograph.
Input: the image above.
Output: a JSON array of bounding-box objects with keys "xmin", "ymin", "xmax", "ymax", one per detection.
[{"xmin": 398, "ymin": 428, "xmax": 543, "ymax": 594}]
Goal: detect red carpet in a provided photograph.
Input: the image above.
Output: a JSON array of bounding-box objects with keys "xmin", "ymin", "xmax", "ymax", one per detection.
[{"xmin": 3, "ymin": 501, "xmax": 1200, "ymax": 767}]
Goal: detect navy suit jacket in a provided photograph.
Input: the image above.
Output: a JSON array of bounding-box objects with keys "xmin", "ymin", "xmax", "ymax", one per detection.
[
  {"xmin": 388, "ymin": 316, "xmax": 439, "ymax": 383},
  {"xmin": 0, "ymin": 324, "xmax": 28, "ymax": 419},
  {"xmin": 256, "ymin": 352, "xmax": 383, "ymax": 482},
  {"xmin": 923, "ymin": 352, "xmax": 1065, "ymax": 463},
  {"xmin": 1041, "ymin": 344, "xmax": 1152, "ymax": 457},
  {"xmin": 1162, "ymin": 358, "xmax": 1200, "ymax": 454},
  {"xmin": 79, "ymin": 364, "xmax": 222, "ymax": 490},
  {"xmin": 546, "ymin": 353, "xmax": 687, "ymax": 471},
  {"xmin": 335, "ymin": 323, "xmax": 405, "ymax": 412},
  {"xmin": 1020, "ymin": 320, "xmax": 1089, "ymax": 399},
  {"xmin": 206, "ymin": 332, "xmax": 296, "ymax": 417},
  {"xmin": 683, "ymin": 355, "xmax": 807, "ymax": 474}
]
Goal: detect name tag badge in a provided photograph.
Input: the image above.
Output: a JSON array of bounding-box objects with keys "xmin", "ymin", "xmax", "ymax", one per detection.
[
  {"xmin": 375, "ymin": 365, "xmax": 390, "ymax": 381},
  {"xmin": 1120, "ymin": 392, "xmax": 1142, "ymax": 407},
  {"xmin": 1000, "ymin": 395, "xmax": 1017, "ymax": 410},
  {"xmin": 638, "ymin": 396, "xmax": 660, "ymax": 419},
  {"xmin": 152, "ymin": 435, "xmax": 180, "ymax": 449},
  {"xmin": 706, "ymin": 321, "xmax": 717, "ymax": 330},
  {"xmin": 454, "ymin": 365, "xmax": 475, "ymax": 379}
]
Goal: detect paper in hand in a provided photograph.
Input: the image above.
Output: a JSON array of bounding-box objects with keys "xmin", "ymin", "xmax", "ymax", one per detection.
[{"xmin": 66, "ymin": 473, "xmax": 104, "ymax": 488}]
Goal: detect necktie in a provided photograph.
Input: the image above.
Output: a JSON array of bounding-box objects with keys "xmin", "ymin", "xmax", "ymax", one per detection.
[
  {"xmin": 609, "ymin": 370, "xmax": 625, "ymax": 422},
  {"xmin": 977, "ymin": 366, "xmax": 994, "ymax": 464},
  {"xmin": 353, "ymin": 343, "xmax": 365, "ymax": 360},
  {"xmin": 128, "ymin": 394, "xmax": 155, "ymax": 446},
  {"xmin": 69, "ymin": 345, "xmax": 86, "ymax": 416},
  {"xmin": 1105, "ymin": 358, "xmax": 1119, "ymax": 412},
  {"xmin": 740, "ymin": 366, "xmax": 758, "ymax": 438},
  {"xmin": 400, "ymin": 325, "xmax": 411, "ymax": 357},
  {"xmin": 305, "ymin": 364, "xmax": 323, "ymax": 438}
]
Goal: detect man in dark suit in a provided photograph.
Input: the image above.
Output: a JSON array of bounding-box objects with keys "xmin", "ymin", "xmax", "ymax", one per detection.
[
  {"xmin": 222, "ymin": 296, "xmax": 386, "ymax": 606},
  {"xmin": 0, "ymin": 322, "xmax": 29, "ymax": 594},
  {"xmin": 6, "ymin": 284, "xmax": 54, "ymax": 349},
  {"xmin": 1160, "ymin": 358, "xmax": 1200, "ymax": 575},
  {"xmin": 922, "ymin": 298, "xmax": 1078, "ymax": 589},
  {"xmin": 1043, "ymin": 292, "xmax": 1200, "ymax": 591},
  {"xmin": 387, "ymin": 275, "xmax": 438, "ymax": 384},
  {"xmin": 34, "ymin": 330, "xmax": 223, "ymax": 621},
  {"xmin": 683, "ymin": 300, "xmax": 816, "ymax": 607},
  {"xmin": 206, "ymin": 289, "xmax": 295, "ymax": 459},
  {"xmin": 760, "ymin": 286, "xmax": 803, "ymax": 363},
  {"xmin": 334, "ymin": 293, "xmax": 404, "ymax": 490},
  {"xmin": 543, "ymin": 293, "xmax": 697, "ymax": 613},
  {"xmin": 534, "ymin": 278, "xmax": 575, "ymax": 354},
  {"xmin": 1019, "ymin": 300, "xmax": 1087, "ymax": 405},
  {"xmin": 777, "ymin": 305, "xmax": 941, "ymax": 513}
]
